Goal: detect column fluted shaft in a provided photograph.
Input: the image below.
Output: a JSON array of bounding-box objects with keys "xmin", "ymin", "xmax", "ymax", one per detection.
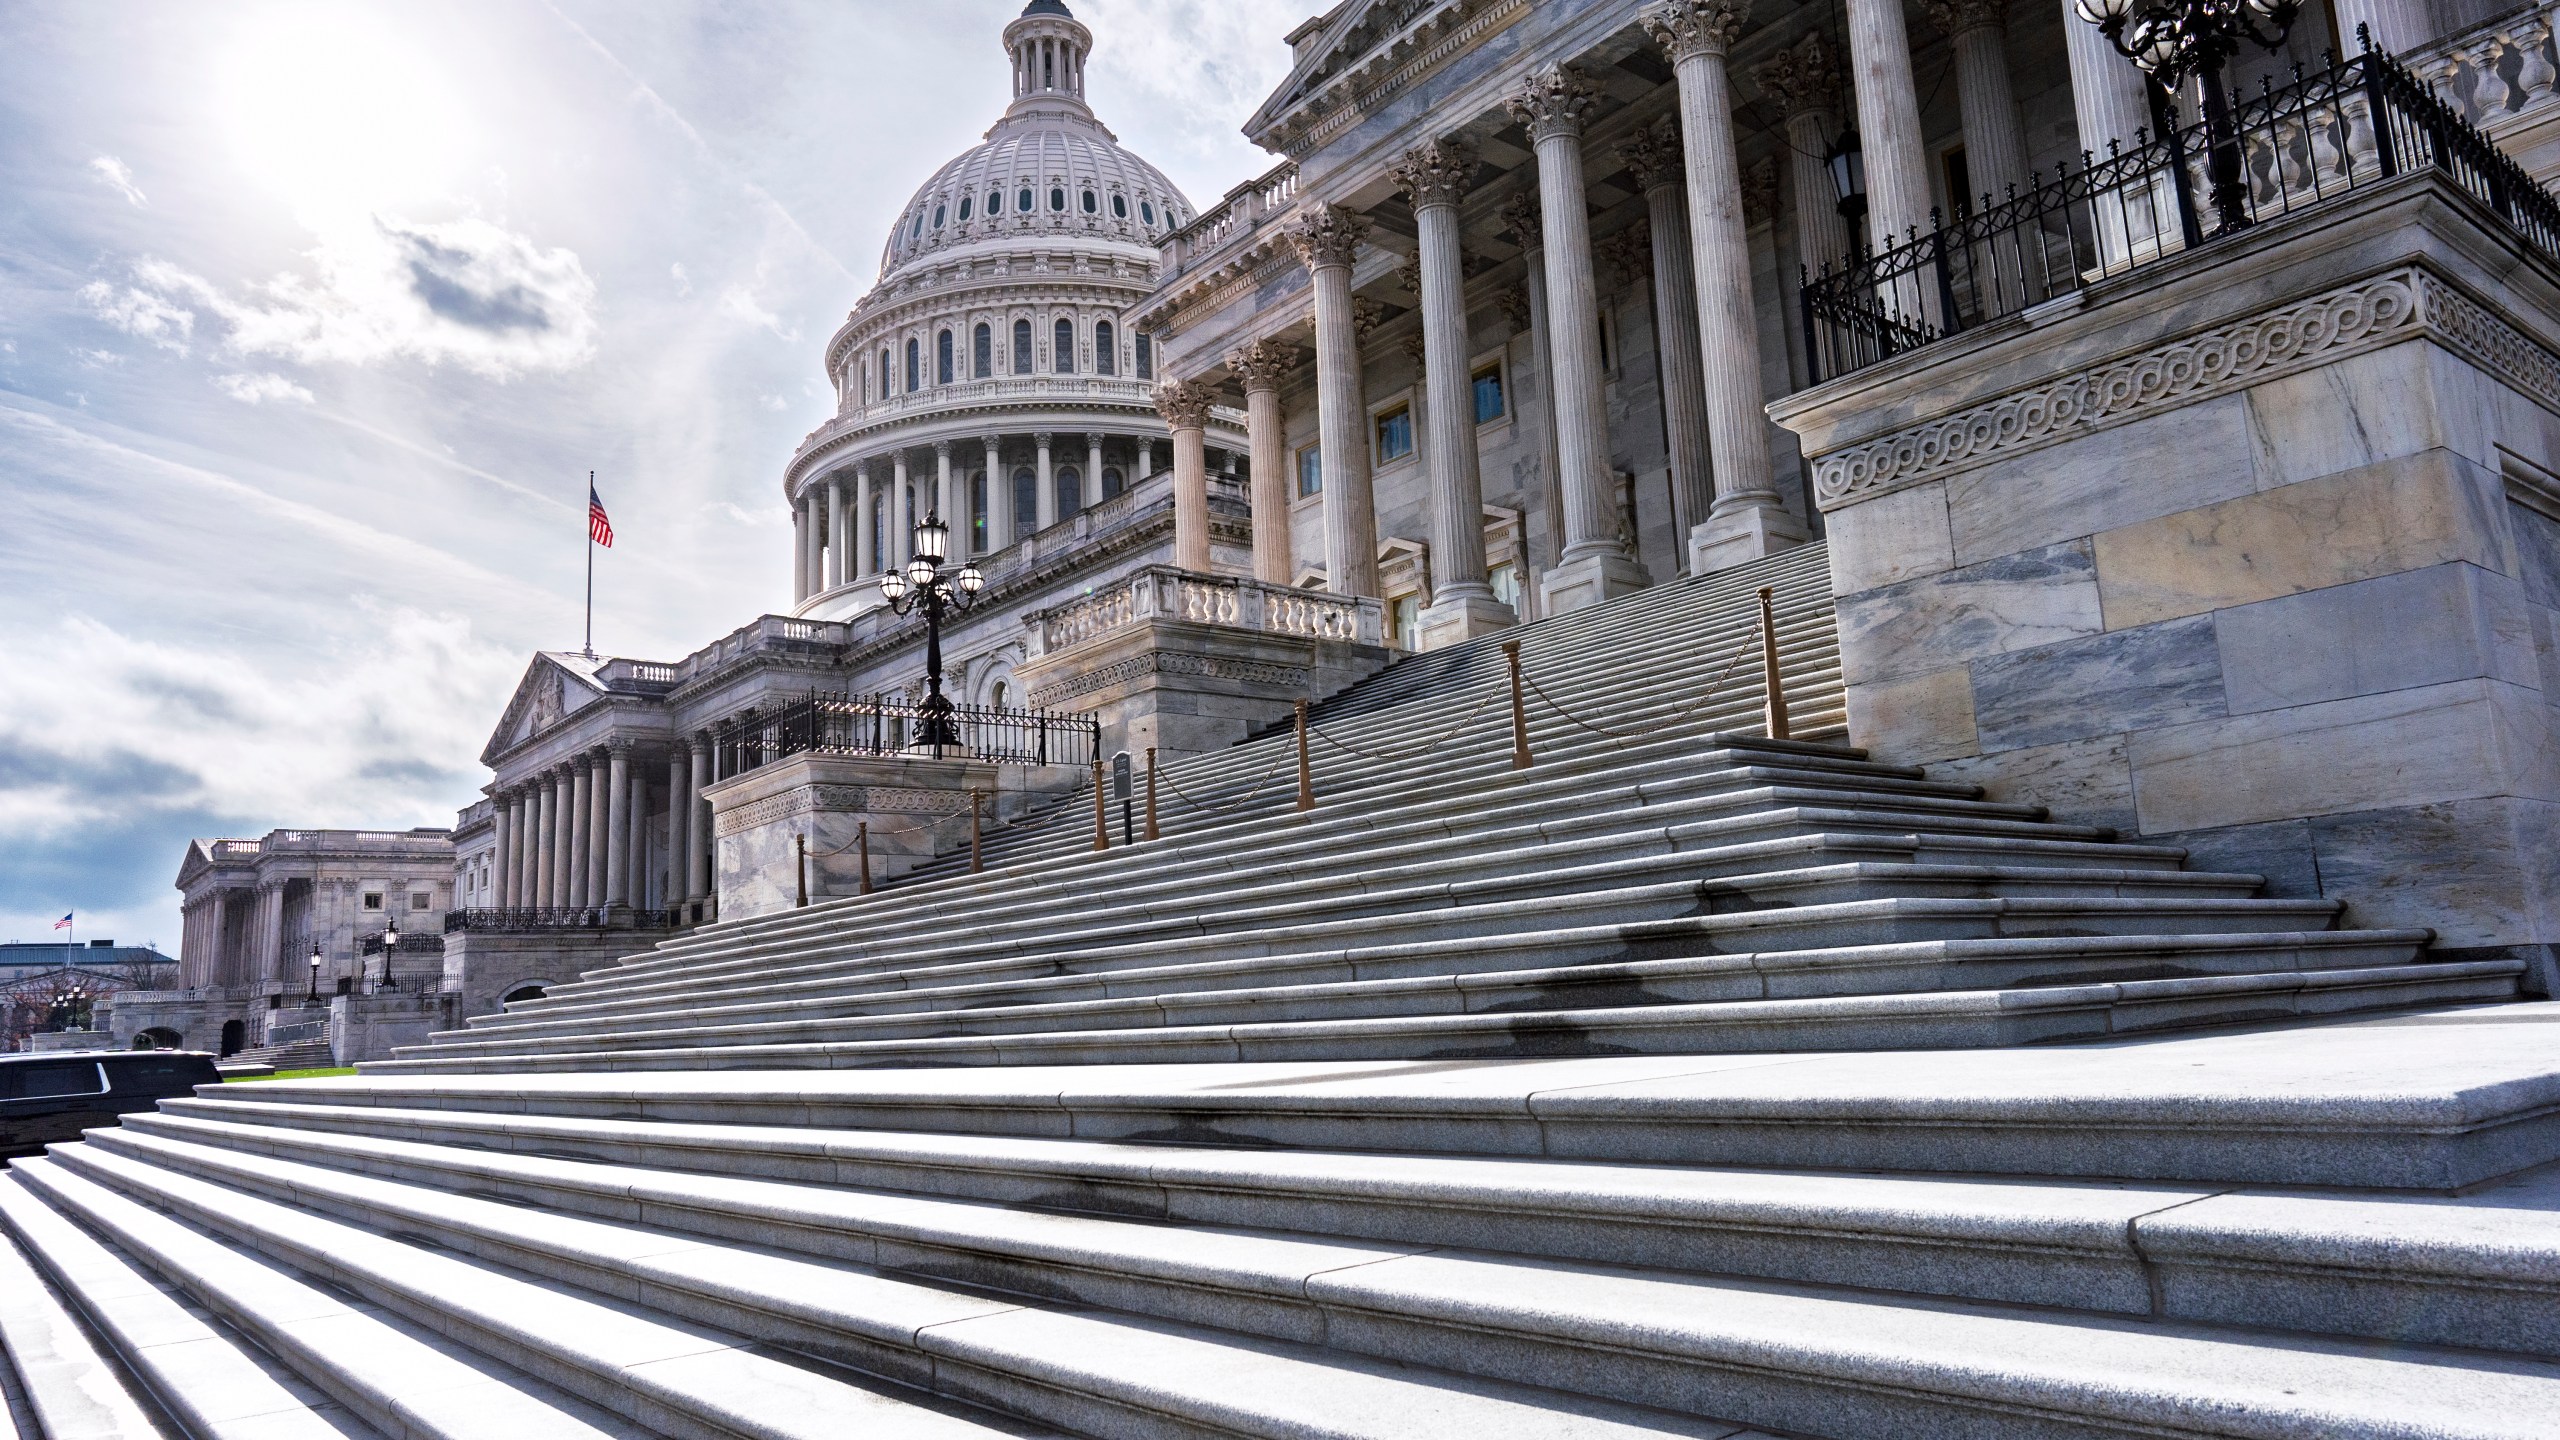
[
  {"xmin": 686, "ymin": 740, "xmax": 712, "ymax": 904},
  {"xmin": 664, "ymin": 755, "xmax": 687, "ymax": 912},
  {"xmin": 984, "ymin": 437, "xmax": 1007, "ymax": 550},
  {"xmin": 1941, "ymin": 7, "xmax": 2026, "ymax": 205},
  {"xmin": 1399, "ymin": 138, "xmax": 1500, "ymax": 614},
  {"xmin": 1291, "ymin": 203, "xmax": 1380, "ymax": 599},
  {"xmin": 825, "ymin": 479, "xmax": 846, "ymax": 590},
  {"xmin": 891, "ymin": 453, "xmax": 913, "ymax": 564},
  {"xmin": 553, "ymin": 769, "xmax": 575, "ymax": 908},
  {"xmin": 532, "ymin": 777, "xmax": 556, "ymax": 908},
  {"xmin": 1228, "ymin": 340, "xmax": 1293, "ymax": 585},
  {"xmin": 1154, "ymin": 382, "xmax": 1215, "ymax": 572},
  {"xmin": 1035, "ymin": 434, "xmax": 1057, "ymax": 531},
  {"xmin": 490, "ymin": 801, "xmax": 512, "ymax": 911},
  {"xmin": 935, "ymin": 441, "xmax": 954, "ymax": 524},
  {"xmin": 855, "ymin": 465, "xmax": 877, "ymax": 576},
  {"xmin": 1845, "ymin": 0, "xmax": 1936, "ymax": 253},
  {"xmin": 568, "ymin": 762, "xmax": 593, "ymax": 908},
  {"xmin": 606, "ymin": 747, "xmax": 631, "ymax": 906},
  {"xmin": 582, "ymin": 753, "xmax": 606, "ymax": 907}
]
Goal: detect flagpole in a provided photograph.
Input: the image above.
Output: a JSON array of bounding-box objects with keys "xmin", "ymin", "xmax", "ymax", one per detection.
[{"xmin": 584, "ymin": 470, "xmax": 596, "ymax": 659}]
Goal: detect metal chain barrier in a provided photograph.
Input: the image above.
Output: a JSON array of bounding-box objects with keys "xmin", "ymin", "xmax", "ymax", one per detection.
[
  {"xmin": 1306, "ymin": 689, "xmax": 1499, "ymax": 761},
  {"xmin": 1153, "ymin": 751, "xmax": 1294, "ymax": 814},
  {"xmin": 1518, "ymin": 625, "xmax": 1763, "ymax": 743}
]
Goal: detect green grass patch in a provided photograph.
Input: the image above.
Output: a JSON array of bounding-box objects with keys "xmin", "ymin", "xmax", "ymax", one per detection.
[{"xmin": 226, "ymin": 1066, "xmax": 358, "ymax": 1082}]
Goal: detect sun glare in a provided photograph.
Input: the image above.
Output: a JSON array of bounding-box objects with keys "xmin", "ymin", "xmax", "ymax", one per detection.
[{"xmin": 218, "ymin": 4, "xmax": 476, "ymax": 223}]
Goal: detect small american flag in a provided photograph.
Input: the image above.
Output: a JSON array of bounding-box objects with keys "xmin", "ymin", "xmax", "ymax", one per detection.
[
  {"xmin": 52, "ymin": 912, "xmax": 71, "ymax": 931},
  {"xmin": 588, "ymin": 483, "xmax": 614, "ymax": 548}
]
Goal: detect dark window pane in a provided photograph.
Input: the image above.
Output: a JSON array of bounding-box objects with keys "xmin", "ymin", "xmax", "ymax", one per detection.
[
  {"xmin": 1473, "ymin": 366, "xmax": 1506, "ymax": 423},
  {"xmin": 1013, "ymin": 320, "xmax": 1033, "ymax": 376}
]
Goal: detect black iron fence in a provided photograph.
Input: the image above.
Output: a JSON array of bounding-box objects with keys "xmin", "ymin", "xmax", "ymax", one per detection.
[
  {"xmin": 712, "ymin": 693, "xmax": 1100, "ymax": 775},
  {"xmin": 357, "ymin": 931, "xmax": 449, "ymax": 956},
  {"xmin": 441, "ymin": 909, "xmax": 680, "ymax": 935},
  {"xmin": 1801, "ymin": 43, "xmax": 2560, "ymax": 383}
]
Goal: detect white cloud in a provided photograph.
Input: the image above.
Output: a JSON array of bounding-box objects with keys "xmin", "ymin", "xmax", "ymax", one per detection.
[
  {"xmin": 670, "ymin": 261, "xmax": 692, "ymax": 296},
  {"xmin": 89, "ymin": 214, "xmax": 599, "ymax": 380},
  {"xmin": 88, "ymin": 155, "xmax": 147, "ymax": 207},
  {"xmin": 78, "ymin": 279, "xmax": 194, "ymax": 354},
  {"xmin": 74, "ymin": 348, "xmax": 123, "ymax": 368},
  {"xmin": 211, "ymin": 371, "xmax": 315, "ymax": 405},
  {"xmin": 717, "ymin": 283, "xmax": 792, "ymax": 339},
  {"xmin": 758, "ymin": 393, "xmax": 786, "ymax": 412}
]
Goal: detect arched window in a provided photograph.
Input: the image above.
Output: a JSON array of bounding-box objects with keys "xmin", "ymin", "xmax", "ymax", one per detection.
[
  {"xmin": 880, "ymin": 349, "xmax": 892, "ymax": 400},
  {"xmin": 1056, "ymin": 464, "xmax": 1082, "ymax": 518},
  {"xmin": 973, "ymin": 323, "xmax": 992, "ymax": 379},
  {"xmin": 937, "ymin": 329, "xmax": 954, "ymax": 385},
  {"xmin": 1135, "ymin": 332, "xmax": 1153, "ymax": 381},
  {"xmin": 905, "ymin": 338, "xmax": 920, "ymax": 393},
  {"xmin": 1049, "ymin": 187, "xmax": 1066, "ymax": 212},
  {"xmin": 1101, "ymin": 466, "xmax": 1125, "ymax": 499},
  {"xmin": 1081, "ymin": 189, "xmax": 1097, "ymax": 214},
  {"xmin": 990, "ymin": 680, "xmax": 1010, "ymax": 712},
  {"xmin": 1112, "ymin": 194, "xmax": 1128, "ymax": 219},
  {"xmin": 1054, "ymin": 317, "xmax": 1075, "ymax": 374},
  {"xmin": 970, "ymin": 471, "xmax": 988, "ymax": 552},
  {"xmin": 1012, "ymin": 467, "xmax": 1038, "ymax": 538},
  {"xmin": 989, "ymin": 190, "xmax": 1003, "ymax": 216},
  {"xmin": 1012, "ymin": 319, "xmax": 1033, "ymax": 376},
  {"xmin": 1095, "ymin": 320, "xmax": 1116, "ymax": 376},
  {"xmin": 1018, "ymin": 187, "xmax": 1033, "ymax": 213},
  {"xmin": 958, "ymin": 195, "xmax": 973, "ymax": 221},
  {"xmin": 910, "ymin": 212, "xmax": 924, "ymax": 240},
  {"xmin": 1141, "ymin": 201, "xmax": 1156, "ymax": 226},
  {"xmin": 932, "ymin": 203, "xmax": 946, "ymax": 229}
]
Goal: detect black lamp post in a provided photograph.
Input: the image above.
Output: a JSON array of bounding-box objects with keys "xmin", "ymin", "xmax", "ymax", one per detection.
[
  {"xmin": 376, "ymin": 914, "xmax": 399, "ymax": 994},
  {"xmin": 2073, "ymin": 0, "xmax": 2300, "ymax": 235},
  {"xmin": 308, "ymin": 940, "xmax": 323, "ymax": 1004},
  {"xmin": 877, "ymin": 513, "xmax": 986, "ymax": 755},
  {"xmin": 1826, "ymin": 126, "xmax": 1868, "ymax": 224}
]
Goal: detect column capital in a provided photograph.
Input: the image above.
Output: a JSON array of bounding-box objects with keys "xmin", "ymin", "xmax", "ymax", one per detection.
[
  {"xmin": 1224, "ymin": 337, "xmax": 1296, "ymax": 394},
  {"xmin": 981, "ymin": 434, "xmax": 1002, "ymax": 451},
  {"xmin": 1598, "ymin": 226, "xmax": 1653, "ymax": 290},
  {"xmin": 934, "ymin": 438, "xmax": 953, "ymax": 458},
  {"xmin": 1351, "ymin": 296, "xmax": 1386, "ymax": 341},
  {"xmin": 1399, "ymin": 331, "xmax": 1428, "ymax": 367},
  {"xmin": 689, "ymin": 732, "xmax": 711, "ymax": 755},
  {"xmin": 1085, "ymin": 431, "xmax": 1105, "ymax": 448},
  {"xmin": 1033, "ymin": 430, "xmax": 1054, "ymax": 448},
  {"xmin": 1151, "ymin": 378, "xmax": 1215, "ymax": 431},
  {"xmin": 1917, "ymin": 0, "xmax": 2006, "ymax": 37},
  {"xmin": 1617, "ymin": 119, "xmax": 1684, "ymax": 193},
  {"xmin": 854, "ymin": 458, "xmax": 871, "ymax": 481},
  {"xmin": 1751, "ymin": 29, "xmax": 1842, "ymax": 121},
  {"xmin": 1503, "ymin": 62, "xmax": 1598, "ymax": 141},
  {"xmin": 1496, "ymin": 190, "xmax": 1542, "ymax": 248},
  {"xmin": 1286, "ymin": 201, "xmax": 1368, "ymax": 271},
  {"xmin": 1395, "ymin": 250, "xmax": 1424, "ymax": 298},
  {"xmin": 1640, "ymin": 0, "xmax": 1753, "ymax": 64},
  {"xmin": 1388, "ymin": 136, "xmax": 1478, "ymax": 211},
  {"xmin": 606, "ymin": 738, "xmax": 634, "ymax": 757},
  {"xmin": 1497, "ymin": 285, "xmax": 1534, "ymax": 331}
]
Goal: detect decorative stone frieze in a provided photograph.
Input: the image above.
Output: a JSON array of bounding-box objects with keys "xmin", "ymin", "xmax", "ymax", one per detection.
[
  {"xmin": 1497, "ymin": 190, "xmax": 1541, "ymax": 246},
  {"xmin": 1389, "ymin": 136, "xmax": 1479, "ymax": 210},
  {"xmin": 1502, "ymin": 63, "xmax": 1598, "ymax": 142},
  {"xmin": 1811, "ymin": 270, "xmax": 2450, "ymax": 507},
  {"xmin": 1639, "ymin": 0, "xmax": 1754, "ymax": 63},
  {"xmin": 1352, "ymin": 296, "xmax": 1386, "ymax": 340},
  {"xmin": 1743, "ymin": 156, "xmax": 1782, "ymax": 226},
  {"xmin": 1751, "ymin": 30, "xmax": 1843, "ymax": 119},
  {"xmin": 1151, "ymin": 378, "xmax": 1216, "ymax": 430},
  {"xmin": 1918, "ymin": 0, "xmax": 2009, "ymax": 37},
  {"xmin": 1287, "ymin": 201, "xmax": 1368, "ymax": 270},
  {"xmin": 1225, "ymin": 338, "xmax": 1295, "ymax": 393},
  {"xmin": 1617, "ymin": 121, "xmax": 1684, "ymax": 193},
  {"xmin": 1497, "ymin": 285, "xmax": 1533, "ymax": 331}
]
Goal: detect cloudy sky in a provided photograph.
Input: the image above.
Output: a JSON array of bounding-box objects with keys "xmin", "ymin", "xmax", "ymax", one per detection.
[{"xmin": 0, "ymin": 0, "xmax": 1316, "ymax": 950}]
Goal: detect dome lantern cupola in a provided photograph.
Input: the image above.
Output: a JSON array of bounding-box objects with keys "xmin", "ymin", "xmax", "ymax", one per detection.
[{"xmin": 1005, "ymin": 0, "xmax": 1093, "ymax": 113}]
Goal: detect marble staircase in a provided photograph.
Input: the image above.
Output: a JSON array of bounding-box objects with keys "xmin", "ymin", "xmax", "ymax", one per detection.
[{"xmin": 5, "ymin": 544, "xmax": 2558, "ymax": 1439}]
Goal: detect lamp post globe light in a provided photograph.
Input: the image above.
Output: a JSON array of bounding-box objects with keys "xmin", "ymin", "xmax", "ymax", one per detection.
[
  {"xmin": 2073, "ymin": 0, "xmax": 2300, "ymax": 234},
  {"xmin": 377, "ymin": 914, "xmax": 399, "ymax": 994},
  {"xmin": 876, "ymin": 513, "xmax": 986, "ymax": 757},
  {"xmin": 308, "ymin": 940, "xmax": 323, "ymax": 1004}
]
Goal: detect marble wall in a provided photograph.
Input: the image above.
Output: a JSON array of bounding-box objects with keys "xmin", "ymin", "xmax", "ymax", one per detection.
[{"xmin": 1776, "ymin": 177, "xmax": 2560, "ymax": 990}]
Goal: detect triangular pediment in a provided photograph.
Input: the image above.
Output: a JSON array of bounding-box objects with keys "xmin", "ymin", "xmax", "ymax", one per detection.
[
  {"xmin": 1244, "ymin": 0, "xmax": 1450, "ymax": 148},
  {"xmin": 479, "ymin": 654, "xmax": 607, "ymax": 768}
]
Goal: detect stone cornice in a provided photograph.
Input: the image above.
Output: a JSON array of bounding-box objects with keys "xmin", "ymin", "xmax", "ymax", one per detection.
[
  {"xmin": 1248, "ymin": 0, "xmax": 1531, "ymax": 161},
  {"xmin": 1809, "ymin": 266, "xmax": 2560, "ymax": 510}
]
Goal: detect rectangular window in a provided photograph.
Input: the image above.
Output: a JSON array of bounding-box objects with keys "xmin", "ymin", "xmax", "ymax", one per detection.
[
  {"xmin": 1375, "ymin": 405, "xmax": 1413, "ymax": 464},
  {"xmin": 1472, "ymin": 363, "xmax": 1507, "ymax": 424},
  {"xmin": 410, "ymin": 892, "xmax": 430, "ymax": 911},
  {"xmin": 1297, "ymin": 445, "xmax": 1322, "ymax": 498},
  {"xmin": 1135, "ymin": 332, "xmax": 1153, "ymax": 380},
  {"xmin": 1391, "ymin": 593, "xmax": 1420, "ymax": 651},
  {"xmin": 362, "ymin": 892, "xmax": 383, "ymax": 910},
  {"xmin": 1942, "ymin": 144, "xmax": 1973, "ymax": 217},
  {"xmin": 1489, "ymin": 561, "xmax": 1522, "ymax": 610}
]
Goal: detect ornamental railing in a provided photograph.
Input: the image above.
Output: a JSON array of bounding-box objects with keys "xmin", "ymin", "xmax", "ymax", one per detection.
[
  {"xmin": 1800, "ymin": 44, "xmax": 2560, "ymax": 383},
  {"xmin": 442, "ymin": 908, "xmax": 682, "ymax": 934},
  {"xmin": 1026, "ymin": 567, "xmax": 1385, "ymax": 657},
  {"xmin": 711, "ymin": 693, "xmax": 1100, "ymax": 771},
  {"xmin": 356, "ymin": 932, "xmax": 448, "ymax": 956}
]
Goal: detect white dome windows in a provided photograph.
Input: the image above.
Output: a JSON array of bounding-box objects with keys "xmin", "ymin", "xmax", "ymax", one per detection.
[
  {"xmin": 1095, "ymin": 319, "xmax": 1115, "ymax": 376},
  {"xmin": 1054, "ymin": 317, "xmax": 1074, "ymax": 374},
  {"xmin": 1111, "ymin": 194, "xmax": 1127, "ymax": 220},
  {"xmin": 1081, "ymin": 189, "xmax": 1097, "ymax": 215},
  {"xmin": 1012, "ymin": 318, "xmax": 1034, "ymax": 376},
  {"xmin": 958, "ymin": 195, "xmax": 973, "ymax": 222},
  {"xmin": 1141, "ymin": 200, "xmax": 1156, "ymax": 227},
  {"xmin": 973, "ymin": 323, "xmax": 993, "ymax": 379},
  {"xmin": 1049, "ymin": 186, "xmax": 1066, "ymax": 213}
]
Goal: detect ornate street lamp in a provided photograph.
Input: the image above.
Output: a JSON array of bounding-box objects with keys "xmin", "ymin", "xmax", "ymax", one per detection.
[
  {"xmin": 1825, "ymin": 126, "xmax": 1868, "ymax": 223},
  {"xmin": 877, "ymin": 513, "xmax": 985, "ymax": 756},
  {"xmin": 2073, "ymin": 0, "xmax": 2301, "ymax": 234},
  {"xmin": 308, "ymin": 940, "xmax": 323, "ymax": 1004},
  {"xmin": 376, "ymin": 914, "xmax": 399, "ymax": 994}
]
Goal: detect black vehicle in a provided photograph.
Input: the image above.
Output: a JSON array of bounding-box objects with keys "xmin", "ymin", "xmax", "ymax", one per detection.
[{"xmin": 0, "ymin": 1050, "xmax": 222, "ymax": 1160}]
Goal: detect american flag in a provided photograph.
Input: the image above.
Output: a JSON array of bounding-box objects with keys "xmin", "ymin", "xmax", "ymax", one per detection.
[
  {"xmin": 52, "ymin": 912, "xmax": 71, "ymax": 931},
  {"xmin": 588, "ymin": 483, "xmax": 614, "ymax": 548}
]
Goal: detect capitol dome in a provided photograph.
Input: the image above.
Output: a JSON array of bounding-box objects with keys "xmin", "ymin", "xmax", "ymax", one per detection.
[
  {"xmin": 873, "ymin": 2, "xmax": 1196, "ymax": 282},
  {"xmin": 782, "ymin": 0, "xmax": 1246, "ymax": 630}
]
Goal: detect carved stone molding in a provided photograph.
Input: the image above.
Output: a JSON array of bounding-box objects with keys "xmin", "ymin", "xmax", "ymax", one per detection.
[
  {"xmin": 1288, "ymin": 201, "xmax": 1368, "ymax": 270},
  {"xmin": 1618, "ymin": 120, "xmax": 1684, "ymax": 194},
  {"xmin": 1152, "ymin": 378, "xmax": 1215, "ymax": 431},
  {"xmin": 1812, "ymin": 270, "xmax": 2482, "ymax": 507},
  {"xmin": 1401, "ymin": 331, "xmax": 1429, "ymax": 366},
  {"xmin": 1390, "ymin": 136, "xmax": 1479, "ymax": 210},
  {"xmin": 1504, "ymin": 63, "xmax": 1598, "ymax": 143},
  {"xmin": 1497, "ymin": 285, "xmax": 1534, "ymax": 331},
  {"xmin": 715, "ymin": 783, "xmax": 971, "ymax": 838},
  {"xmin": 1225, "ymin": 338, "xmax": 1296, "ymax": 394},
  {"xmin": 1751, "ymin": 31, "xmax": 1842, "ymax": 121},
  {"xmin": 1352, "ymin": 296, "xmax": 1387, "ymax": 340},
  {"xmin": 1396, "ymin": 250, "xmax": 1425, "ymax": 298},
  {"xmin": 1498, "ymin": 190, "xmax": 1542, "ymax": 247},
  {"xmin": 1640, "ymin": 0, "xmax": 1753, "ymax": 64},
  {"xmin": 1028, "ymin": 650, "xmax": 1312, "ymax": 707},
  {"xmin": 1742, "ymin": 156, "xmax": 1781, "ymax": 227},
  {"xmin": 1597, "ymin": 226, "xmax": 1653, "ymax": 289}
]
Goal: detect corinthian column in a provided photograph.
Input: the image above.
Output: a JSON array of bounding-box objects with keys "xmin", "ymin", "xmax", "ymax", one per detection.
[
  {"xmin": 1923, "ymin": 0, "xmax": 2027, "ymax": 206},
  {"xmin": 791, "ymin": 502, "xmax": 809, "ymax": 603},
  {"xmin": 1153, "ymin": 379, "xmax": 1216, "ymax": 571},
  {"xmin": 1617, "ymin": 121, "xmax": 1714, "ymax": 546},
  {"xmin": 568, "ymin": 758, "xmax": 593, "ymax": 908},
  {"xmin": 532, "ymin": 772, "xmax": 556, "ymax": 908},
  {"xmin": 1500, "ymin": 192, "xmax": 1566, "ymax": 573},
  {"xmin": 825, "ymin": 477, "xmax": 846, "ymax": 591},
  {"xmin": 1845, "ymin": 0, "xmax": 1937, "ymax": 317},
  {"xmin": 1289, "ymin": 202, "xmax": 1382, "ymax": 599},
  {"xmin": 1754, "ymin": 31, "xmax": 1853, "ymax": 278},
  {"xmin": 1393, "ymin": 136, "xmax": 1515, "ymax": 648},
  {"xmin": 585, "ymin": 751, "xmax": 609, "ymax": 908},
  {"xmin": 1643, "ymin": 0, "xmax": 1811, "ymax": 574},
  {"xmin": 1506, "ymin": 64, "xmax": 1647, "ymax": 614},
  {"xmin": 664, "ymin": 753, "xmax": 688, "ymax": 914},
  {"xmin": 891, "ymin": 450, "xmax": 913, "ymax": 564},
  {"xmin": 984, "ymin": 435, "xmax": 1007, "ymax": 549},
  {"xmin": 605, "ymin": 743, "xmax": 632, "ymax": 907},
  {"xmin": 1035, "ymin": 432, "xmax": 1057, "ymax": 531},
  {"xmin": 1226, "ymin": 339, "xmax": 1296, "ymax": 585},
  {"xmin": 686, "ymin": 736, "xmax": 712, "ymax": 905},
  {"xmin": 934, "ymin": 440, "xmax": 954, "ymax": 524}
]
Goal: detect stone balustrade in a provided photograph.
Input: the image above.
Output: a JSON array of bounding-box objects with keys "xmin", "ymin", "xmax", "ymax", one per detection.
[
  {"xmin": 1164, "ymin": 162, "xmax": 1302, "ymax": 280},
  {"xmin": 2413, "ymin": 5, "xmax": 2560, "ymax": 130},
  {"xmin": 1025, "ymin": 566, "xmax": 1383, "ymax": 658}
]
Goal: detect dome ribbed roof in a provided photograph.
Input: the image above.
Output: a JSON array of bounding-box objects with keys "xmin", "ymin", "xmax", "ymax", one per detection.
[{"xmin": 877, "ymin": 120, "xmax": 1194, "ymax": 279}]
